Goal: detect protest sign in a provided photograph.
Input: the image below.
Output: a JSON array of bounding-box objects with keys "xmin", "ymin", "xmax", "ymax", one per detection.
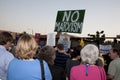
[
  {"xmin": 47, "ymin": 33, "xmax": 56, "ymax": 46},
  {"xmin": 54, "ymin": 10, "xmax": 85, "ymax": 33},
  {"xmin": 99, "ymin": 44, "xmax": 112, "ymax": 55}
]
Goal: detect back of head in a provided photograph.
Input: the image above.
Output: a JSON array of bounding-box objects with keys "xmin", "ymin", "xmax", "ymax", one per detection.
[
  {"xmin": 70, "ymin": 50, "xmax": 80, "ymax": 58},
  {"xmin": 15, "ymin": 34, "xmax": 38, "ymax": 59},
  {"xmin": 71, "ymin": 45, "xmax": 82, "ymax": 58},
  {"xmin": 0, "ymin": 31, "xmax": 13, "ymax": 45},
  {"xmin": 57, "ymin": 43, "xmax": 64, "ymax": 50},
  {"xmin": 112, "ymin": 44, "xmax": 120, "ymax": 56},
  {"xmin": 38, "ymin": 46, "xmax": 55, "ymax": 65},
  {"xmin": 81, "ymin": 44, "xmax": 99, "ymax": 65}
]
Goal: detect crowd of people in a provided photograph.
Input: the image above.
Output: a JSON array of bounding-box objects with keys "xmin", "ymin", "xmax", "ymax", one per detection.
[{"xmin": 0, "ymin": 31, "xmax": 120, "ymax": 80}]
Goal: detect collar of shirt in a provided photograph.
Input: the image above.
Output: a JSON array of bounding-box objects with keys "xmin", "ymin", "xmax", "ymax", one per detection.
[{"xmin": 0, "ymin": 45, "xmax": 6, "ymax": 51}]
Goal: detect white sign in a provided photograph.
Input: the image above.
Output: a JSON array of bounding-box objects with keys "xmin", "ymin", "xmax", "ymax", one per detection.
[
  {"xmin": 46, "ymin": 33, "xmax": 56, "ymax": 46},
  {"xmin": 99, "ymin": 44, "xmax": 112, "ymax": 55}
]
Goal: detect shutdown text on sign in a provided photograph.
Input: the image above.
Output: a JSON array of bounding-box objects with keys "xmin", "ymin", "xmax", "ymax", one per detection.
[{"xmin": 54, "ymin": 10, "xmax": 85, "ymax": 33}]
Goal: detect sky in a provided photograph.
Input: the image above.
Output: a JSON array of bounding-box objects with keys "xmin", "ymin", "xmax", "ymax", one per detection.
[{"xmin": 0, "ymin": 0, "xmax": 120, "ymax": 37}]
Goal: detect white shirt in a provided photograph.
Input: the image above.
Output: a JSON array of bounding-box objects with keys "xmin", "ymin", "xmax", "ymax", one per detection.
[{"xmin": 0, "ymin": 45, "xmax": 14, "ymax": 80}]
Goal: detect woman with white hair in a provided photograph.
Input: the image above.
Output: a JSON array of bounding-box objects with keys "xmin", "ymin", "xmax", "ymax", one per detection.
[{"xmin": 70, "ymin": 44, "xmax": 106, "ymax": 80}]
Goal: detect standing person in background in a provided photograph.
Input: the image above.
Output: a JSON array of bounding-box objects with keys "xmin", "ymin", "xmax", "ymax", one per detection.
[
  {"xmin": 54, "ymin": 43, "xmax": 70, "ymax": 69},
  {"xmin": 95, "ymin": 53, "xmax": 105, "ymax": 67},
  {"xmin": 70, "ymin": 44, "xmax": 106, "ymax": 80},
  {"xmin": 0, "ymin": 32, "xmax": 14, "ymax": 80},
  {"xmin": 65, "ymin": 46, "xmax": 81, "ymax": 80},
  {"xmin": 7, "ymin": 34, "xmax": 52, "ymax": 80},
  {"xmin": 107, "ymin": 47, "xmax": 120, "ymax": 80},
  {"xmin": 37, "ymin": 46, "xmax": 66, "ymax": 80},
  {"xmin": 102, "ymin": 53, "xmax": 112, "ymax": 75}
]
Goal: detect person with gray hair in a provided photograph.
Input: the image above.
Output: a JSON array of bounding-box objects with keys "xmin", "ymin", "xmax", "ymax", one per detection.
[
  {"xmin": 70, "ymin": 44, "xmax": 106, "ymax": 80},
  {"xmin": 81, "ymin": 44, "xmax": 99, "ymax": 65}
]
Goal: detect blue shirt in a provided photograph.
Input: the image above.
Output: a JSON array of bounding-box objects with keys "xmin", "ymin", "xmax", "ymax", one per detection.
[
  {"xmin": 0, "ymin": 45, "xmax": 14, "ymax": 80},
  {"xmin": 7, "ymin": 58, "xmax": 52, "ymax": 80}
]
